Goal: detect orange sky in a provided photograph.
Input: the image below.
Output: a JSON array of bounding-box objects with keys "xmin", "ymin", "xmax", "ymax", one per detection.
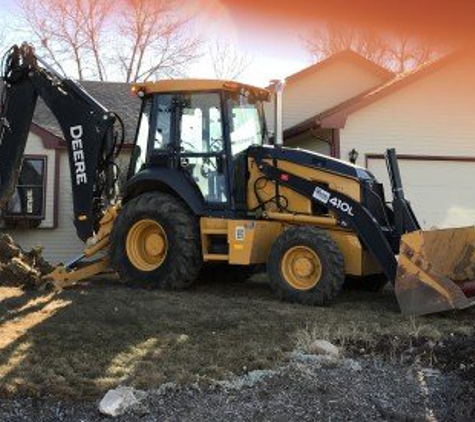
[
  {"xmin": 216, "ymin": 1, "xmax": 475, "ymax": 45},
  {"xmin": 3, "ymin": 0, "xmax": 475, "ymax": 84},
  {"xmin": 189, "ymin": 0, "xmax": 475, "ymax": 85}
]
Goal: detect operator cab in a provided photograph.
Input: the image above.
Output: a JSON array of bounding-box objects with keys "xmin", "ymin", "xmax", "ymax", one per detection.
[{"xmin": 129, "ymin": 80, "xmax": 270, "ymax": 214}]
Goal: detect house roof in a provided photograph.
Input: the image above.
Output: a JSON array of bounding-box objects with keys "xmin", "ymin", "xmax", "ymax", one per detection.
[
  {"xmin": 268, "ymin": 49, "xmax": 394, "ymax": 90},
  {"xmin": 34, "ymin": 81, "xmax": 141, "ymax": 143},
  {"xmin": 284, "ymin": 51, "xmax": 458, "ymax": 137}
]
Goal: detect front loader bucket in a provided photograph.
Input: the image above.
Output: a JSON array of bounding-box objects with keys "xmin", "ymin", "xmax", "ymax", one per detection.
[{"xmin": 396, "ymin": 227, "xmax": 475, "ymax": 316}]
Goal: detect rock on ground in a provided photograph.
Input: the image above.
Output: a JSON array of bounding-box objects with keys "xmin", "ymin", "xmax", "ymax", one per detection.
[
  {"xmin": 98, "ymin": 386, "xmax": 145, "ymax": 417},
  {"xmin": 308, "ymin": 339, "xmax": 340, "ymax": 358}
]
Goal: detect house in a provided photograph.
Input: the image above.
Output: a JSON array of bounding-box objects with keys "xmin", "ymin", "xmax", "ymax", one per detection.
[
  {"xmin": 1, "ymin": 81, "xmax": 140, "ymax": 264},
  {"xmin": 265, "ymin": 50, "xmax": 394, "ymax": 155},
  {"xmin": 284, "ymin": 51, "xmax": 475, "ymax": 229}
]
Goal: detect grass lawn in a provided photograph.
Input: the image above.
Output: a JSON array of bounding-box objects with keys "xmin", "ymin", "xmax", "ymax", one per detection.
[{"xmin": 0, "ymin": 275, "xmax": 474, "ymax": 399}]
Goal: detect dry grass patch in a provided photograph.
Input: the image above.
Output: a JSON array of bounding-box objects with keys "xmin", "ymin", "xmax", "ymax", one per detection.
[{"xmin": 0, "ymin": 275, "xmax": 473, "ymax": 399}]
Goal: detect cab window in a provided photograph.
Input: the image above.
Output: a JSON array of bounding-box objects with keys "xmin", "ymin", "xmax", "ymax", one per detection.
[
  {"xmin": 153, "ymin": 95, "xmax": 173, "ymax": 150},
  {"xmin": 228, "ymin": 92, "xmax": 266, "ymax": 155},
  {"xmin": 131, "ymin": 98, "xmax": 152, "ymax": 175},
  {"xmin": 180, "ymin": 93, "xmax": 224, "ymax": 153},
  {"xmin": 178, "ymin": 93, "xmax": 227, "ymax": 204}
]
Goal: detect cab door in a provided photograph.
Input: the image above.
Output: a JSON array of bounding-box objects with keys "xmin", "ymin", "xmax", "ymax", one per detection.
[{"xmin": 176, "ymin": 92, "xmax": 229, "ymax": 207}]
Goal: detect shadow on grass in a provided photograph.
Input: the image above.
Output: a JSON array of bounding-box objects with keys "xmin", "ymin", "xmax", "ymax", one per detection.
[
  {"xmin": 0, "ymin": 293, "xmax": 57, "ymax": 326},
  {"xmin": 0, "ymin": 275, "xmax": 473, "ymax": 400}
]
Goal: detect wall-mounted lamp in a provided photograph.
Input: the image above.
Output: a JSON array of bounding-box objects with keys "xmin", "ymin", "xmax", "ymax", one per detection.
[{"xmin": 348, "ymin": 148, "xmax": 359, "ymax": 164}]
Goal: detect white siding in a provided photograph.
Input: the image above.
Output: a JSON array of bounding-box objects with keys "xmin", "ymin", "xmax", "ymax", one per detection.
[
  {"xmin": 368, "ymin": 157, "xmax": 475, "ymax": 229},
  {"xmin": 286, "ymin": 132, "xmax": 331, "ymax": 155},
  {"xmin": 339, "ymin": 55, "xmax": 475, "ymax": 229},
  {"xmin": 266, "ymin": 59, "xmax": 389, "ymax": 132},
  {"xmin": 340, "ymin": 56, "xmax": 475, "ymax": 161},
  {"xmin": 5, "ymin": 149, "xmax": 84, "ymax": 264}
]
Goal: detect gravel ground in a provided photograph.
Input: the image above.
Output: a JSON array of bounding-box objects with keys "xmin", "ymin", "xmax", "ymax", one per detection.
[{"xmin": 1, "ymin": 355, "xmax": 474, "ymax": 422}]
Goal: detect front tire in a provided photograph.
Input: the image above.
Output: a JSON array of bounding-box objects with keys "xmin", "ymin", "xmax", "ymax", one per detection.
[
  {"xmin": 109, "ymin": 192, "xmax": 202, "ymax": 289},
  {"xmin": 267, "ymin": 227, "xmax": 345, "ymax": 305}
]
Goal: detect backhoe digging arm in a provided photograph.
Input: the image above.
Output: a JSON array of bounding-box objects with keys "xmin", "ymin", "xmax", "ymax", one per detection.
[{"xmin": 0, "ymin": 43, "xmax": 122, "ymax": 241}]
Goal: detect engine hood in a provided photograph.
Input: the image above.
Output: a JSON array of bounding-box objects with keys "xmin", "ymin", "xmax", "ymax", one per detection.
[{"xmin": 248, "ymin": 145, "xmax": 374, "ymax": 181}]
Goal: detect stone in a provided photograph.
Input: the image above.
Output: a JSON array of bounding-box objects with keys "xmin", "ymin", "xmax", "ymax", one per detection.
[
  {"xmin": 98, "ymin": 386, "xmax": 140, "ymax": 417},
  {"xmin": 290, "ymin": 351, "xmax": 322, "ymax": 364},
  {"xmin": 420, "ymin": 367, "xmax": 441, "ymax": 378},
  {"xmin": 308, "ymin": 340, "xmax": 340, "ymax": 358},
  {"xmin": 343, "ymin": 359, "xmax": 363, "ymax": 372}
]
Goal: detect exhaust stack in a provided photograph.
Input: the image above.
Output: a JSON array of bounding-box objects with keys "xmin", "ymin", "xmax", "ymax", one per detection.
[{"xmin": 271, "ymin": 79, "xmax": 285, "ymax": 146}]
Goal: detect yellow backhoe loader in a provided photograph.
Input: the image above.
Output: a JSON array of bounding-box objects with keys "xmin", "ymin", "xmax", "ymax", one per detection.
[{"xmin": 1, "ymin": 43, "xmax": 474, "ymax": 315}]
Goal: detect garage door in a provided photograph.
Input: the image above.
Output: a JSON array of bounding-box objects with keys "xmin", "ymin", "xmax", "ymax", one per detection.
[{"xmin": 367, "ymin": 157, "xmax": 475, "ymax": 229}]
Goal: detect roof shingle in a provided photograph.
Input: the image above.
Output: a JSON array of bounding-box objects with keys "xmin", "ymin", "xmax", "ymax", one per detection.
[{"xmin": 33, "ymin": 81, "xmax": 141, "ymax": 142}]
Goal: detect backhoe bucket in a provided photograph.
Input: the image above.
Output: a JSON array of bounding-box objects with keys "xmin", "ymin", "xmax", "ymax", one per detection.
[{"xmin": 396, "ymin": 227, "xmax": 475, "ymax": 316}]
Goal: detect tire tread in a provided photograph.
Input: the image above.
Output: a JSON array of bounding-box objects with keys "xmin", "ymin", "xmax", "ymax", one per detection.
[
  {"xmin": 267, "ymin": 226, "xmax": 345, "ymax": 305},
  {"xmin": 109, "ymin": 192, "xmax": 201, "ymax": 289}
]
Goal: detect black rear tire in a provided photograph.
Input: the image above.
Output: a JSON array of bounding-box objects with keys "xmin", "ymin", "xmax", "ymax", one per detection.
[
  {"xmin": 109, "ymin": 192, "xmax": 202, "ymax": 289},
  {"xmin": 267, "ymin": 226, "xmax": 345, "ymax": 305}
]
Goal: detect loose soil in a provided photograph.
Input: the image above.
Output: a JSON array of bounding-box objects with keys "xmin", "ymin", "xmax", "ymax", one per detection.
[
  {"xmin": 0, "ymin": 275, "xmax": 474, "ymax": 395},
  {"xmin": 343, "ymin": 331, "xmax": 475, "ymax": 376},
  {"xmin": 0, "ymin": 357, "xmax": 474, "ymax": 421},
  {"xmin": 0, "ymin": 234, "xmax": 53, "ymax": 288}
]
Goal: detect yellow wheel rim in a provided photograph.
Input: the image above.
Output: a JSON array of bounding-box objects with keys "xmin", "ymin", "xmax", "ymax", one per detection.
[
  {"xmin": 281, "ymin": 246, "xmax": 322, "ymax": 290},
  {"xmin": 126, "ymin": 219, "xmax": 168, "ymax": 271}
]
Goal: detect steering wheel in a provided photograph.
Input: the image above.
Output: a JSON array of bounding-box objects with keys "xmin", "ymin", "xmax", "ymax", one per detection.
[
  {"xmin": 209, "ymin": 138, "xmax": 223, "ymax": 153},
  {"xmin": 181, "ymin": 141, "xmax": 198, "ymax": 152},
  {"xmin": 201, "ymin": 157, "xmax": 217, "ymax": 178}
]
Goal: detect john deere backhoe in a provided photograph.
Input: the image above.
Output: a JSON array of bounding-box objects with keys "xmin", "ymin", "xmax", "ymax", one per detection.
[{"xmin": 1, "ymin": 43, "xmax": 475, "ymax": 316}]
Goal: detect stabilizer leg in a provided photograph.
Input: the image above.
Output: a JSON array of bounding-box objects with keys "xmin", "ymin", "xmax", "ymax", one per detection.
[{"xmin": 41, "ymin": 206, "xmax": 119, "ymax": 290}]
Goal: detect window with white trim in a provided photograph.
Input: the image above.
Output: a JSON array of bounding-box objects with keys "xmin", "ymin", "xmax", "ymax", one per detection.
[{"xmin": 4, "ymin": 156, "xmax": 47, "ymax": 220}]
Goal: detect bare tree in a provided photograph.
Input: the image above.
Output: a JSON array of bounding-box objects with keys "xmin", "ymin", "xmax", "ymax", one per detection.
[
  {"xmin": 386, "ymin": 33, "xmax": 439, "ymax": 73},
  {"xmin": 209, "ymin": 39, "xmax": 252, "ymax": 80},
  {"xmin": 304, "ymin": 23, "xmax": 440, "ymax": 73},
  {"xmin": 0, "ymin": 16, "xmax": 11, "ymax": 55},
  {"xmin": 21, "ymin": 0, "xmax": 97, "ymax": 79},
  {"xmin": 17, "ymin": 0, "xmax": 201, "ymax": 82},
  {"xmin": 116, "ymin": 0, "xmax": 202, "ymax": 83},
  {"xmin": 79, "ymin": 0, "xmax": 114, "ymax": 81},
  {"xmin": 0, "ymin": 38, "xmax": 7, "ymax": 62}
]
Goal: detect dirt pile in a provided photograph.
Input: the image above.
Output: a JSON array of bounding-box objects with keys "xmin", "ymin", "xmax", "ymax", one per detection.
[{"xmin": 0, "ymin": 233, "xmax": 54, "ymax": 288}]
